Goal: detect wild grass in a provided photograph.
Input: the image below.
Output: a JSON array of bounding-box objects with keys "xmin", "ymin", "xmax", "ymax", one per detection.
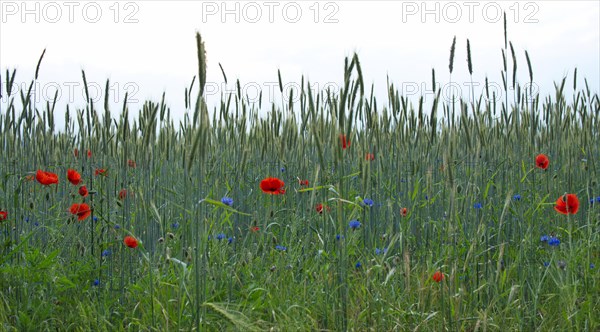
[{"xmin": 0, "ymin": 26, "xmax": 599, "ymax": 331}]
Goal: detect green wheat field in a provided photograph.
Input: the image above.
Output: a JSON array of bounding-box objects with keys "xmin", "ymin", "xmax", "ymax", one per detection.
[{"xmin": 1, "ymin": 23, "xmax": 599, "ymax": 331}]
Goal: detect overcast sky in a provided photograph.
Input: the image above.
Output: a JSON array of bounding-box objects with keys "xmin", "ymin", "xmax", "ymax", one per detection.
[{"xmin": 1, "ymin": 1, "xmax": 598, "ymax": 126}]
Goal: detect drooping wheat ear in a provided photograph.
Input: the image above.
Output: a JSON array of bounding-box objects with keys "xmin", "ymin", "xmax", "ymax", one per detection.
[
  {"xmin": 195, "ymin": 32, "xmax": 207, "ymax": 96},
  {"xmin": 35, "ymin": 48, "xmax": 46, "ymax": 80},
  {"xmin": 525, "ymin": 50, "xmax": 533, "ymax": 83},
  {"xmin": 218, "ymin": 63, "xmax": 228, "ymax": 84},
  {"xmin": 449, "ymin": 36, "xmax": 456, "ymax": 74},
  {"xmin": 466, "ymin": 39, "xmax": 473, "ymax": 75}
]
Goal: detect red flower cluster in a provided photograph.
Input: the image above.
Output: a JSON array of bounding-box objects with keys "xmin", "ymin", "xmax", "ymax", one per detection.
[
  {"xmin": 554, "ymin": 194, "xmax": 580, "ymax": 215},
  {"xmin": 401, "ymin": 207, "xmax": 408, "ymax": 217},
  {"xmin": 365, "ymin": 153, "xmax": 375, "ymax": 161},
  {"xmin": 432, "ymin": 271, "xmax": 444, "ymax": 282},
  {"xmin": 36, "ymin": 170, "xmax": 59, "ymax": 186},
  {"xmin": 260, "ymin": 177, "xmax": 285, "ymax": 195},
  {"xmin": 70, "ymin": 203, "xmax": 91, "ymax": 221},
  {"xmin": 339, "ymin": 134, "xmax": 350, "ymax": 149},
  {"xmin": 536, "ymin": 154, "xmax": 549, "ymax": 170},
  {"xmin": 79, "ymin": 186, "xmax": 89, "ymax": 197},
  {"xmin": 118, "ymin": 189, "xmax": 128, "ymax": 200},
  {"xmin": 67, "ymin": 169, "xmax": 82, "ymax": 186},
  {"xmin": 124, "ymin": 236, "xmax": 138, "ymax": 248},
  {"xmin": 298, "ymin": 179, "xmax": 309, "ymax": 187},
  {"xmin": 316, "ymin": 203, "xmax": 331, "ymax": 214},
  {"xmin": 0, "ymin": 210, "xmax": 7, "ymax": 221},
  {"xmin": 95, "ymin": 168, "xmax": 107, "ymax": 176}
]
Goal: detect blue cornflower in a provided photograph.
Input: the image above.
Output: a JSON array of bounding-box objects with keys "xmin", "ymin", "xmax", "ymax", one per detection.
[
  {"xmin": 25, "ymin": 217, "xmax": 29, "ymax": 222},
  {"xmin": 513, "ymin": 194, "xmax": 521, "ymax": 201},
  {"xmin": 114, "ymin": 224, "xmax": 120, "ymax": 230},
  {"xmin": 590, "ymin": 263, "xmax": 596, "ymax": 269},
  {"xmin": 363, "ymin": 198, "xmax": 374, "ymax": 207},
  {"xmin": 597, "ymin": 197, "xmax": 600, "ymax": 203},
  {"xmin": 216, "ymin": 233, "xmax": 226, "ymax": 241},
  {"xmin": 543, "ymin": 262, "xmax": 550, "ymax": 267},
  {"xmin": 228, "ymin": 237, "xmax": 234, "ymax": 244},
  {"xmin": 101, "ymin": 249, "xmax": 112, "ymax": 257},
  {"xmin": 349, "ymin": 220, "xmax": 361, "ymax": 230},
  {"xmin": 221, "ymin": 197, "xmax": 233, "ymax": 206},
  {"xmin": 425, "ymin": 195, "xmax": 429, "ymax": 200},
  {"xmin": 275, "ymin": 245, "xmax": 287, "ymax": 251},
  {"xmin": 93, "ymin": 279, "xmax": 100, "ymax": 286},
  {"xmin": 336, "ymin": 234, "xmax": 344, "ymax": 240},
  {"xmin": 34, "ymin": 222, "xmax": 39, "ymax": 227},
  {"xmin": 540, "ymin": 235, "xmax": 549, "ymax": 242},
  {"xmin": 474, "ymin": 203, "xmax": 482, "ymax": 209},
  {"xmin": 375, "ymin": 248, "xmax": 388, "ymax": 255},
  {"xmin": 93, "ymin": 216, "xmax": 98, "ymax": 222},
  {"xmin": 171, "ymin": 222, "xmax": 179, "ymax": 229},
  {"xmin": 548, "ymin": 237, "xmax": 560, "ymax": 246},
  {"xmin": 280, "ymin": 167, "xmax": 286, "ymax": 172},
  {"xmin": 355, "ymin": 261, "xmax": 362, "ymax": 269}
]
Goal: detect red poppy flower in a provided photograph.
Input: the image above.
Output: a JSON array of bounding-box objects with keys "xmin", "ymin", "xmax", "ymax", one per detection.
[
  {"xmin": 250, "ymin": 226, "xmax": 260, "ymax": 232},
  {"xmin": 365, "ymin": 153, "xmax": 375, "ymax": 161},
  {"xmin": 36, "ymin": 170, "xmax": 59, "ymax": 186},
  {"xmin": 339, "ymin": 134, "xmax": 350, "ymax": 149},
  {"xmin": 95, "ymin": 168, "xmax": 107, "ymax": 176},
  {"xmin": 0, "ymin": 211, "xmax": 7, "ymax": 221},
  {"xmin": 260, "ymin": 177, "xmax": 285, "ymax": 195},
  {"xmin": 535, "ymin": 154, "xmax": 549, "ymax": 170},
  {"xmin": 128, "ymin": 159, "xmax": 136, "ymax": 168},
  {"xmin": 554, "ymin": 194, "xmax": 580, "ymax": 215},
  {"xmin": 124, "ymin": 235, "xmax": 138, "ymax": 248},
  {"xmin": 67, "ymin": 169, "xmax": 82, "ymax": 185},
  {"xmin": 73, "ymin": 148, "xmax": 79, "ymax": 157},
  {"xmin": 118, "ymin": 189, "xmax": 127, "ymax": 200},
  {"xmin": 70, "ymin": 203, "xmax": 91, "ymax": 221},
  {"xmin": 401, "ymin": 207, "xmax": 408, "ymax": 217},
  {"xmin": 432, "ymin": 271, "xmax": 444, "ymax": 283},
  {"xmin": 316, "ymin": 203, "xmax": 331, "ymax": 214},
  {"xmin": 78, "ymin": 185, "xmax": 88, "ymax": 197},
  {"xmin": 87, "ymin": 150, "xmax": 92, "ymax": 158},
  {"xmin": 299, "ymin": 179, "xmax": 309, "ymax": 186}
]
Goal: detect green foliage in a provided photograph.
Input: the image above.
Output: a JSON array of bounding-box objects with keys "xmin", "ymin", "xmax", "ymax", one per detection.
[{"xmin": 0, "ymin": 32, "xmax": 599, "ymax": 331}]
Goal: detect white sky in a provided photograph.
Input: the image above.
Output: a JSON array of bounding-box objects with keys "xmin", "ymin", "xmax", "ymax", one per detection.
[{"xmin": 1, "ymin": 1, "xmax": 599, "ymax": 126}]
